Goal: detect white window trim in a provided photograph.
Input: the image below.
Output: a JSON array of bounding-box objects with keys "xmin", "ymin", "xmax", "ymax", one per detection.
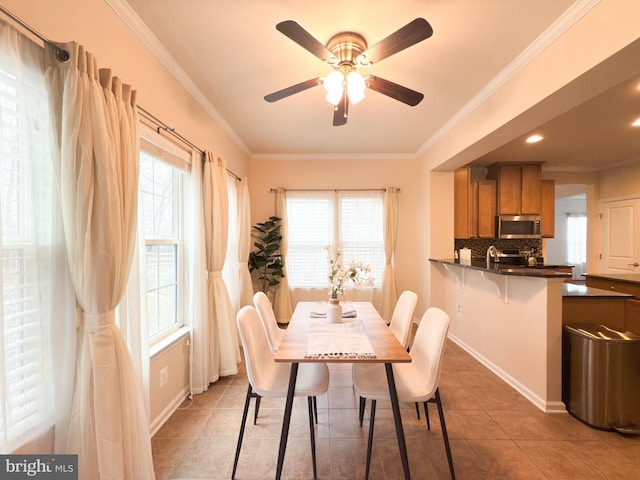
[{"xmin": 139, "ymin": 123, "xmax": 192, "ymax": 348}]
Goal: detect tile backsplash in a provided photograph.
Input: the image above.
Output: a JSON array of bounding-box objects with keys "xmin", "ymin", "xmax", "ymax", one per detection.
[{"xmin": 454, "ymin": 238, "xmax": 542, "ymax": 259}]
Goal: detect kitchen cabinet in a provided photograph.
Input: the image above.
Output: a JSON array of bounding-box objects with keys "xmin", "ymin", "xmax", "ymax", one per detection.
[
  {"xmin": 585, "ymin": 276, "xmax": 640, "ymax": 333},
  {"xmin": 454, "ymin": 167, "xmax": 472, "ymax": 238},
  {"xmin": 541, "ymin": 179, "xmax": 555, "ymax": 238},
  {"xmin": 487, "ymin": 163, "xmax": 542, "ymax": 215},
  {"xmin": 477, "ymin": 180, "xmax": 497, "ymax": 237},
  {"xmin": 454, "ymin": 167, "xmax": 495, "ymax": 238}
]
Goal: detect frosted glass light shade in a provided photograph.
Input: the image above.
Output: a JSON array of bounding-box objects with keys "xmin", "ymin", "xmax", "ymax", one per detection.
[
  {"xmin": 347, "ymin": 71, "xmax": 366, "ymax": 104},
  {"xmin": 323, "ymin": 71, "xmax": 344, "ymax": 105}
]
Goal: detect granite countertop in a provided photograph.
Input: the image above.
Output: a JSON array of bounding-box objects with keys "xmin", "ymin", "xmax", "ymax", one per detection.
[
  {"xmin": 429, "ymin": 258, "xmax": 572, "ymax": 278},
  {"xmin": 583, "ymin": 273, "xmax": 640, "ymax": 285},
  {"xmin": 562, "ymin": 282, "xmax": 634, "ymax": 298}
]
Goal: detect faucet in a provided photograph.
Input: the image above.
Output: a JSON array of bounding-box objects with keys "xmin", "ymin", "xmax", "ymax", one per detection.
[{"xmin": 486, "ymin": 245, "xmax": 498, "ymax": 266}]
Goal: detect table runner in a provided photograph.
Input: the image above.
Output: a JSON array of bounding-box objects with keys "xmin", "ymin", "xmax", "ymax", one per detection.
[{"xmin": 306, "ymin": 320, "xmax": 376, "ymax": 358}]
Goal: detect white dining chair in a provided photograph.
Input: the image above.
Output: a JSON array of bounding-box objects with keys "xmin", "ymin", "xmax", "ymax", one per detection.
[
  {"xmin": 358, "ymin": 290, "xmax": 417, "ymax": 422},
  {"xmin": 352, "ymin": 307, "xmax": 455, "ymax": 480},
  {"xmin": 253, "ymin": 290, "xmax": 320, "ymax": 424},
  {"xmin": 232, "ymin": 306, "xmax": 330, "ymax": 480},
  {"xmin": 253, "ymin": 291, "xmax": 285, "ymax": 352},
  {"xmin": 388, "ymin": 290, "xmax": 418, "ymax": 349}
]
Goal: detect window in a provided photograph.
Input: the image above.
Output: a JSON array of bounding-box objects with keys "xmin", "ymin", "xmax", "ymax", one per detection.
[
  {"xmin": 567, "ymin": 213, "xmax": 587, "ymax": 270},
  {"xmin": 0, "ymin": 41, "xmax": 55, "ymax": 451},
  {"xmin": 286, "ymin": 190, "xmax": 385, "ymax": 290},
  {"xmin": 138, "ymin": 133, "xmax": 190, "ymax": 342}
]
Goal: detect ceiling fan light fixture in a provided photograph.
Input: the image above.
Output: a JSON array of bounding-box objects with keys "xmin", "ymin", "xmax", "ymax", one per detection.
[
  {"xmin": 347, "ymin": 71, "xmax": 366, "ymax": 104},
  {"xmin": 323, "ymin": 70, "xmax": 344, "ymax": 105}
]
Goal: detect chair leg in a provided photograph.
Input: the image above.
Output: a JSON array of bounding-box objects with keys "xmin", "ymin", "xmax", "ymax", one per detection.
[
  {"xmin": 359, "ymin": 396, "xmax": 366, "ymax": 426},
  {"xmin": 253, "ymin": 394, "xmax": 262, "ymax": 425},
  {"xmin": 365, "ymin": 399, "xmax": 377, "ymax": 480},
  {"xmin": 423, "ymin": 401, "xmax": 431, "ymax": 430},
  {"xmin": 415, "ymin": 401, "xmax": 421, "ymax": 420},
  {"xmin": 313, "ymin": 396, "xmax": 318, "ymax": 424},
  {"xmin": 307, "ymin": 396, "xmax": 318, "ymax": 480},
  {"xmin": 232, "ymin": 384, "xmax": 253, "ymax": 480},
  {"xmin": 434, "ymin": 388, "xmax": 455, "ymax": 480}
]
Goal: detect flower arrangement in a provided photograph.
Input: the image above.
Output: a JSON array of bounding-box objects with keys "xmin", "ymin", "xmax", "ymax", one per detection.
[{"xmin": 326, "ymin": 247, "xmax": 375, "ymax": 300}]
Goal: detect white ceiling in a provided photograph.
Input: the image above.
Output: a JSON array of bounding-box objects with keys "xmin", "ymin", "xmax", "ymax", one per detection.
[{"xmin": 121, "ymin": 0, "xmax": 640, "ymax": 170}]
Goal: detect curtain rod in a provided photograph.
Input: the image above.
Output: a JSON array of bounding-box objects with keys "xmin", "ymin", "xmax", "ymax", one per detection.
[
  {"xmin": 270, "ymin": 188, "xmax": 400, "ymax": 193},
  {"xmin": 0, "ymin": 5, "xmax": 242, "ymax": 183},
  {"xmin": 138, "ymin": 107, "xmax": 241, "ymax": 182},
  {"xmin": 0, "ymin": 5, "xmax": 69, "ymax": 62}
]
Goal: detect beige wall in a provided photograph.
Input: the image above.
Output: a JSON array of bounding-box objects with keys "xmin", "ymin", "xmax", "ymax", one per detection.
[
  {"xmin": 1, "ymin": 0, "xmax": 251, "ymax": 432},
  {"xmin": 2, "ymin": 0, "xmax": 250, "ymax": 178},
  {"xmin": 249, "ymin": 158, "xmax": 421, "ymax": 299},
  {"xmin": 418, "ymin": 1, "xmax": 640, "ymax": 310},
  {"xmin": 6, "ymin": 0, "xmax": 640, "ymax": 439}
]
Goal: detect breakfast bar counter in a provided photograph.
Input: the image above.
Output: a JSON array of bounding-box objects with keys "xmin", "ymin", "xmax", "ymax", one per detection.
[
  {"xmin": 431, "ymin": 258, "xmax": 572, "ymax": 278},
  {"xmin": 430, "ymin": 258, "xmax": 567, "ymax": 413}
]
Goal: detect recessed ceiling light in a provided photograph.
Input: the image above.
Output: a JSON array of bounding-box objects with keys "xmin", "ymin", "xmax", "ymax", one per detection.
[
  {"xmin": 632, "ymin": 118, "xmax": 640, "ymax": 127},
  {"xmin": 526, "ymin": 134, "xmax": 544, "ymax": 143}
]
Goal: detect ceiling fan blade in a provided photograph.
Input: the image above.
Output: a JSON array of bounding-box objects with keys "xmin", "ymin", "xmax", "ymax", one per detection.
[
  {"xmin": 365, "ymin": 75, "xmax": 424, "ymax": 106},
  {"xmin": 359, "ymin": 18, "xmax": 433, "ymax": 65},
  {"xmin": 333, "ymin": 91, "xmax": 348, "ymax": 126},
  {"xmin": 276, "ymin": 20, "xmax": 337, "ymax": 64},
  {"xmin": 264, "ymin": 78, "xmax": 322, "ymax": 102}
]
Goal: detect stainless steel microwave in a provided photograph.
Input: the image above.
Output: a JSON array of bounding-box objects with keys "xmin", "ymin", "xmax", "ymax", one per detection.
[{"xmin": 497, "ymin": 215, "xmax": 541, "ymax": 239}]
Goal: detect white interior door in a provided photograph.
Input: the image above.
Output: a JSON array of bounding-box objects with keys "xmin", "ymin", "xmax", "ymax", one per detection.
[{"xmin": 600, "ymin": 198, "xmax": 640, "ymax": 273}]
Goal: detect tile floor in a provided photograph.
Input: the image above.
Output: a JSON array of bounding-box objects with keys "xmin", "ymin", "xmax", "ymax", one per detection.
[{"xmin": 152, "ymin": 339, "xmax": 640, "ymax": 479}]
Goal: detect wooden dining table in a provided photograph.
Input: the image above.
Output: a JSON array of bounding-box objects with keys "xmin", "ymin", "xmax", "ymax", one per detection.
[{"xmin": 273, "ymin": 301, "xmax": 412, "ymax": 479}]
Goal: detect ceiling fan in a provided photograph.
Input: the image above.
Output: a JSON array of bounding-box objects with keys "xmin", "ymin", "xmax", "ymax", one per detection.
[{"xmin": 264, "ymin": 18, "xmax": 433, "ymax": 126}]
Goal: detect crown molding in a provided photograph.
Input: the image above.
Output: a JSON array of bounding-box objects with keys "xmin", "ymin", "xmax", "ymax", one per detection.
[
  {"xmin": 417, "ymin": 0, "xmax": 600, "ymax": 157},
  {"xmin": 105, "ymin": 0, "xmax": 250, "ymax": 156},
  {"xmin": 251, "ymin": 152, "xmax": 417, "ymax": 161}
]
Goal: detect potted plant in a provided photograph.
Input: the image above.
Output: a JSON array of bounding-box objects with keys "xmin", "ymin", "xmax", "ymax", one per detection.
[{"xmin": 248, "ymin": 216, "xmax": 285, "ymax": 301}]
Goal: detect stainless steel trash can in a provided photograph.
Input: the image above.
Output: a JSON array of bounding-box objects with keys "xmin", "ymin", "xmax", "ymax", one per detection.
[{"xmin": 562, "ymin": 324, "xmax": 640, "ymax": 434}]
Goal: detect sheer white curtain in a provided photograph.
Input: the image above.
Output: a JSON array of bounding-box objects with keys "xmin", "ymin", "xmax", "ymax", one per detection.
[
  {"xmin": 273, "ymin": 187, "xmax": 293, "ymax": 323},
  {"xmin": 44, "ymin": 41, "xmax": 154, "ymax": 478},
  {"xmin": 0, "ymin": 21, "xmax": 75, "ymax": 454},
  {"xmin": 567, "ymin": 213, "xmax": 587, "ymax": 279},
  {"xmin": 237, "ymin": 178, "xmax": 254, "ymax": 308},
  {"xmin": 378, "ymin": 187, "xmax": 399, "ymax": 322},
  {"xmin": 186, "ymin": 149, "xmax": 207, "ymax": 395},
  {"xmin": 117, "ymin": 216, "xmax": 149, "ymax": 416},
  {"xmin": 200, "ymin": 152, "xmax": 239, "ymax": 386},
  {"xmin": 223, "ymin": 176, "xmax": 241, "ymax": 312}
]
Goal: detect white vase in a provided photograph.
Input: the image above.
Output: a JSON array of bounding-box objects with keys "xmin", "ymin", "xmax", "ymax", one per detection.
[{"xmin": 326, "ymin": 298, "xmax": 342, "ymax": 323}]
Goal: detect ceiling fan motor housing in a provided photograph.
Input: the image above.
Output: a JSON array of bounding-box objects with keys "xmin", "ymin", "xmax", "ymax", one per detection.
[{"xmin": 326, "ymin": 32, "xmax": 368, "ymax": 67}]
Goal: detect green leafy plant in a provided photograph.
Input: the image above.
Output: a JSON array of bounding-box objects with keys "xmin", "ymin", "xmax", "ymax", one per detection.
[{"xmin": 248, "ymin": 216, "xmax": 285, "ymax": 300}]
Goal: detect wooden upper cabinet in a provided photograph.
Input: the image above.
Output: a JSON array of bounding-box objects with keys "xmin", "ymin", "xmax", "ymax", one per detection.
[
  {"xmin": 454, "ymin": 167, "xmax": 471, "ymax": 238},
  {"xmin": 488, "ymin": 163, "xmax": 542, "ymax": 215},
  {"xmin": 521, "ymin": 164, "xmax": 542, "ymax": 214},
  {"xmin": 477, "ymin": 180, "xmax": 496, "ymax": 237},
  {"xmin": 541, "ymin": 179, "xmax": 555, "ymax": 238},
  {"xmin": 454, "ymin": 167, "xmax": 496, "ymax": 238}
]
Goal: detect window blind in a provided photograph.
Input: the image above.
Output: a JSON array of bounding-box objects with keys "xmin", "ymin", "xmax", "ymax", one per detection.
[{"xmin": 0, "ymin": 45, "xmax": 53, "ymax": 450}]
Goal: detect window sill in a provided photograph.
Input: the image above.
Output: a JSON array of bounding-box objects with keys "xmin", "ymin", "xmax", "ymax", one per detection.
[{"xmin": 150, "ymin": 326, "xmax": 190, "ymax": 360}]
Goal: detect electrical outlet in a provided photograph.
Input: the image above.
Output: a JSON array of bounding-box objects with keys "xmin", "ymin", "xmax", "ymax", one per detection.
[
  {"xmin": 160, "ymin": 366, "xmax": 169, "ymax": 387},
  {"xmin": 455, "ymin": 304, "xmax": 462, "ymax": 317}
]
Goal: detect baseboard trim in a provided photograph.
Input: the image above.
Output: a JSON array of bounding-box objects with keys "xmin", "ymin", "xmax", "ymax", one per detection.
[
  {"xmin": 448, "ymin": 334, "xmax": 567, "ymax": 414},
  {"xmin": 150, "ymin": 386, "xmax": 190, "ymax": 436}
]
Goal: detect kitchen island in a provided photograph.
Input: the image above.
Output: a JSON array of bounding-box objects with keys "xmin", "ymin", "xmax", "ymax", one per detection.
[{"xmin": 430, "ymin": 258, "xmax": 571, "ymax": 413}]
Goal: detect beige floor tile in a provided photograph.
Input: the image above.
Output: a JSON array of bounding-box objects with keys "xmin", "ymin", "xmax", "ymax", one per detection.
[
  {"xmin": 469, "ymin": 439, "xmax": 547, "ymax": 479},
  {"xmin": 447, "ymin": 409, "xmax": 510, "ymax": 440},
  {"xmin": 515, "ymin": 440, "xmax": 602, "ymax": 479},
  {"xmin": 153, "ymin": 339, "xmax": 640, "ymax": 479}
]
